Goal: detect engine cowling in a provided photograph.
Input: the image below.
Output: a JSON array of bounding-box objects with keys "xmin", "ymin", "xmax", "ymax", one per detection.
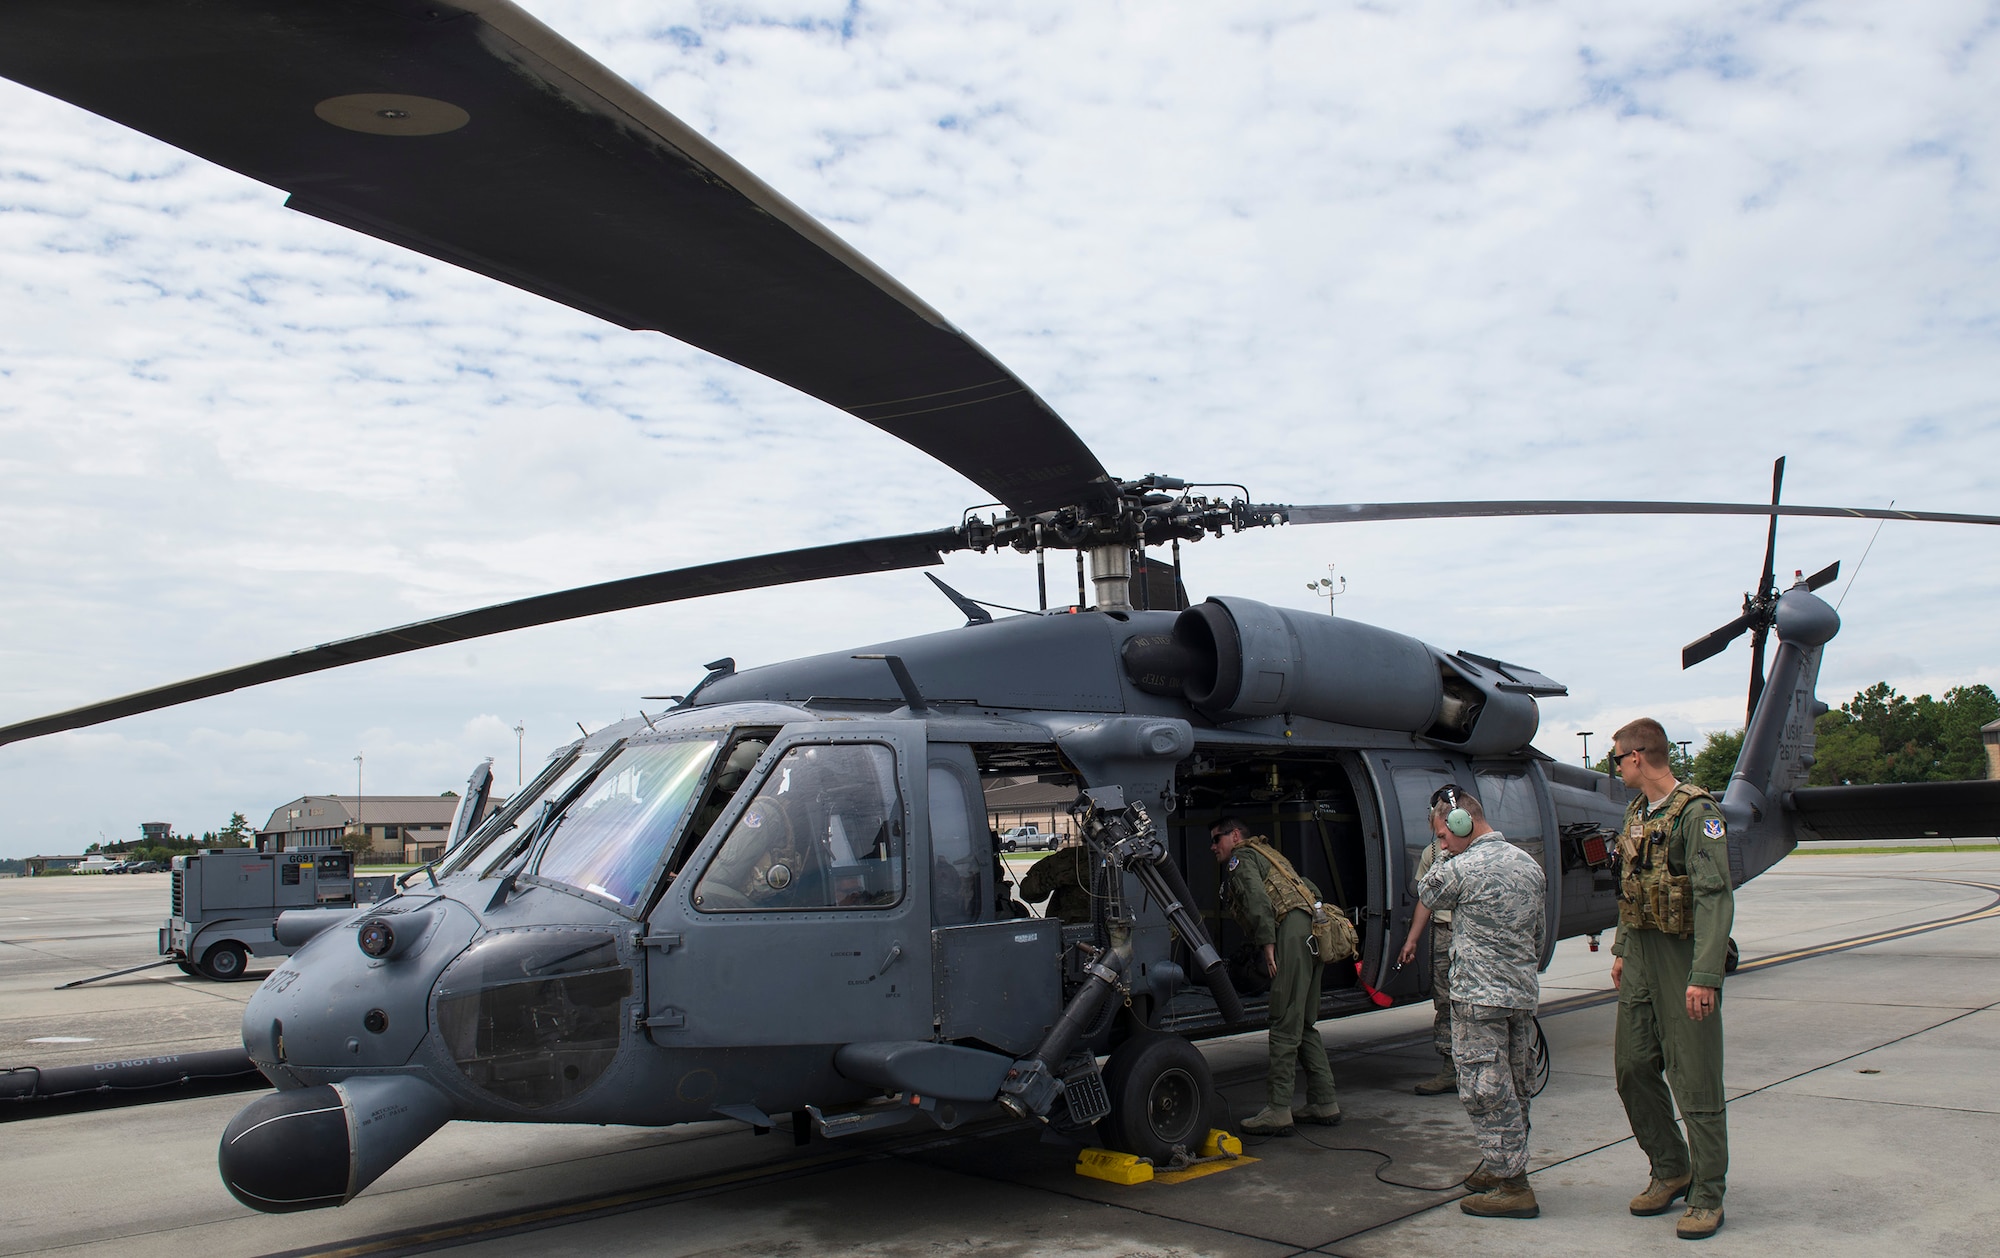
[{"xmin": 1121, "ymin": 596, "xmax": 1546, "ymax": 755}]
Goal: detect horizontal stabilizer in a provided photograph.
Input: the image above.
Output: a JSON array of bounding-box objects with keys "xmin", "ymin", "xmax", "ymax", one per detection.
[{"xmin": 1789, "ymin": 780, "xmax": 2000, "ymax": 842}]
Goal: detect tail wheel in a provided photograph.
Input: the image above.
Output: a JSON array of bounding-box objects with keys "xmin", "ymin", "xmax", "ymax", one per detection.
[
  {"xmin": 200, "ymin": 941, "xmax": 250, "ymax": 981},
  {"xmin": 1098, "ymin": 1030, "xmax": 1212, "ymax": 1164},
  {"xmin": 1724, "ymin": 937, "xmax": 1740, "ymax": 974}
]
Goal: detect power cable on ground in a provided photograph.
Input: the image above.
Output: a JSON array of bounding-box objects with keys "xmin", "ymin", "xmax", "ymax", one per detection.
[{"xmin": 1237, "ymin": 1128, "xmax": 1472, "ymax": 1193}]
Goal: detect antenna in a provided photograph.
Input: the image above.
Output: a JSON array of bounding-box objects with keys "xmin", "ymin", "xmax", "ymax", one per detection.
[
  {"xmin": 1305, "ymin": 564, "xmax": 1346, "ymax": 615},
  {"xmin": 1837, "ymin": 502, "xmax": 1892, "ymax": 610}
]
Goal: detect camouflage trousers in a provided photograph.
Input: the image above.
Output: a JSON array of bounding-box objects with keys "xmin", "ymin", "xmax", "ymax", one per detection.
[
  {"xmin": 1450, "ymin": 1002, "xmax": 1534, "ymax": 1178},
  {"xmin": 1430, "ymin": 922, "xmax": 1454, "ymax": 1065}
]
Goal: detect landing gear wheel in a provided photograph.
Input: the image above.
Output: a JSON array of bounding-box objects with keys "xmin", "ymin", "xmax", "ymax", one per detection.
[
  {"xmin": 1526, "ymin": 1015, "xmax": 1551, "ymax": 1098},
  {"xmin": 199, "ymin": 941, "xmax": 249, "ymax": 981},
  {"xmin": 1098, "ymin": 1030, "xmax": 1212, "ymax": 1164},
  {"xmin": 1724, "ymin": 937, "xmax": 1740, "ymax": 974}
]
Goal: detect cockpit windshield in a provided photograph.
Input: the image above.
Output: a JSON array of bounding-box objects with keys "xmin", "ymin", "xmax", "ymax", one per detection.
[
  {"xmin": 532, "ymin": 739, "xmax": 720, "ymax": 907},
  {"xmin": 439, "ymin": 745, "xmax": 606, "ymax": 880}
]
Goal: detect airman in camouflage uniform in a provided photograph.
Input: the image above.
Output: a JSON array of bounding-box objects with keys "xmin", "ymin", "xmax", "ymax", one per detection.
[
  {"xmin": 1020, "ymin": 842, "xmax": 1093, "ymax": 925},
  {"xmin": 1609, "ymin": 718, "xmax": 1733, "ymax": 1241},
  {"xmin": 1211, "ymin": 817, "xmax": 1340, "ymax": 1135},
  {"xmin": 1417, "ymin": 786, "xmax": 1546, "ymax": 1220}
]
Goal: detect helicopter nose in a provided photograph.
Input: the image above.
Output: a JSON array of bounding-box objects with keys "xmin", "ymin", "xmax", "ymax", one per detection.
[{"xmin": 218, "ymin": 1074, "xmax": 453, "ymax": 1213}]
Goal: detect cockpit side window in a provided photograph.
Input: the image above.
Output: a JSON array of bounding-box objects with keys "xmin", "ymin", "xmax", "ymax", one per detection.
[
  {"xmin": 664, "ymin": 733, "xmax": 773, "ymax": 883},
  {"xmin": 692, "ymin": 743, "xmax": 903, "ymax": 912}
]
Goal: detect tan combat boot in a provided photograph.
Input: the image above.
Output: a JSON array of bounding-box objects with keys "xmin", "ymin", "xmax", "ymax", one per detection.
[
  {"xmin": 1629, "ymin": 1172, "xmax": 1692, "ymax": 1216},
  {"xmin": 1414, "ymin": 1067, "xmax": 1458, "ymax": 1096},
  {"xmin": 1239, "ymin": 1105, "xmax": 1294, "ymax": 1135},
  {"xmin": 1296, "ymin": 1101, "xmax": 1342, "ymax": 1126},
  {"xmin": 1460, "ymin": 1174, "xmax": 1539, "ymax": 1219},
  {"xmin": 1676, "ymin": 1206, "xmax": 1724, "ymax": 1240},
  {"xmin": 1463, "ymin": 1164, "xmax": 1504, "ymax": 1193}
]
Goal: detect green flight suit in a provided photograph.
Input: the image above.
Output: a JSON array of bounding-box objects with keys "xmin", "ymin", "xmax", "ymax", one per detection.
[
  {"xmin": 1224, "ymin": 843, "xmax": 1337, "ymax": 1109},
  {"xmin": 1612, "ymin": 783, "xmax": 1734, "ymax": 1211},
  {"xmin": 1020, "ymin": 845, "xmax": 1093, "ymax": 925}
]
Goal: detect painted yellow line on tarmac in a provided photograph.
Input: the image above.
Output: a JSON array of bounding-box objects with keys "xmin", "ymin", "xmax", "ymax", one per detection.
[{"xmin": 1540, "ymin": 875, "xmax": 2000, "ymax": 1019}]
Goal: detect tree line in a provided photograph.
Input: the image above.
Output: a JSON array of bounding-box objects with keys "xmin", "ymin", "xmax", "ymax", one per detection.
[
  {"xmin": 85, "ymin": 812, "xmax": 256, "ymax": 863},
  {"xmin": 1597, "ymin": 683, "xmax": 1999, "ymax": 790}
]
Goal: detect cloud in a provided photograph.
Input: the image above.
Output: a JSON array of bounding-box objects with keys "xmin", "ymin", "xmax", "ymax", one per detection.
[{"xmin": 2, "ymin": 1, "xmax": 1997, "ymax": 854}]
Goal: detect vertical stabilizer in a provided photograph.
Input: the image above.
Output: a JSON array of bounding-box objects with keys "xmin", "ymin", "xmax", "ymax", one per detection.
[{"xmin": 1720, "ymin": 583, "xmax": 1840, "ymax": 883}]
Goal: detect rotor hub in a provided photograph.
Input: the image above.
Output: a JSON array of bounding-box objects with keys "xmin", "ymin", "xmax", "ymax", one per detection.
[{"xmin": 957, "ymin": 474, "xmax": 1284, "ymax": 555}]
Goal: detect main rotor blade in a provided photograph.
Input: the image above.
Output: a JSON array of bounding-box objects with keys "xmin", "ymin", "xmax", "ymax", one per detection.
[
  {"xmin": 0, "ymin": 530, "xmax": 962, "ymax": 748},
  {"xmin": 1804, "ymin": 560, "xmax": 1840, "ymax": 592},
  {"xmin": 1682, "ymin": 611, "xmax": 1755, "ymax": 671},
  {"xmin": 1282, "ymin": 501, "xmax": 2000, "ymax": 527},
  {"xmin": 0, "ymin": 1, "xmax": 1109, "ymax": 516}
]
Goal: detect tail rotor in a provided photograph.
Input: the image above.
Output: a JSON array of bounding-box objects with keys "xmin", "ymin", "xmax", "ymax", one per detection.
[{"xmin": 1680, "ymin": 458, "xmax": 1840, "ymax": 726}]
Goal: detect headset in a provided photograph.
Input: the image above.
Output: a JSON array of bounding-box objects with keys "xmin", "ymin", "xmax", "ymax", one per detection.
[{"xmin": 1431, "ymin": 784, "xmax": 1474, "ymax": 838}]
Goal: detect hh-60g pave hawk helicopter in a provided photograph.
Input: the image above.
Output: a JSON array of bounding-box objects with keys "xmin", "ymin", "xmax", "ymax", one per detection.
[{"xmin": 5, "ymin": 0, "xmax": 2000, "ymax": 1216}]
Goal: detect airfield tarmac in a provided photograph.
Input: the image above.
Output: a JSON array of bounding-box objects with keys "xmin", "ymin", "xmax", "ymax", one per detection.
[{"xmin": 4, "ymin": 849, "xmax": 1997, "ymax": 1257}]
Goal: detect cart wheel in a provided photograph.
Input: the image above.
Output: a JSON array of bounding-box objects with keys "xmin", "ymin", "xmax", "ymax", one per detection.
[
  {"xmin": 1724, "ymin": 937, "xmax": 1740, "ymax": 974},
  {"xmin": 200, "ymin": 941, "xmax": 250, "ymax": 981},
  {"xmin": 1526, "ymin": 1015, "xmax": 1551, "ymax": 1098},
  {"xmin": 174, "ymin": 959, "xmax": 199, "ymax": 977},
  {"xmin": 1097, "ymin": 1030, "xmax": 1212, "ymax": 1164}
]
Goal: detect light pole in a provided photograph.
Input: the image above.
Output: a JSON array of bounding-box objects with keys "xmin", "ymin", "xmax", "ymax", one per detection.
[
  {"xmin": 513, "ymin": 721, "xmax": 525, "ymax": 787},
  {"xmin": 1306, "ymin": 565, "xmax": 1346, "ymax": 615},
  {"xmin": 347, "ymin": 752, "xmax": 365, "ymax": 859},
  {"xmin": 1677, "ymin": 740, "xmax": 1692, "ymax": 778},
  {"xmin": 1578, "ymin": 731, "xmax": 1594, "ymax": 768}
]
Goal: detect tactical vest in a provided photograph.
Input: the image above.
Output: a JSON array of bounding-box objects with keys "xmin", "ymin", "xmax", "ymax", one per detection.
[
  {"xmin": 1241, "ymin": 839, "xmax": 1359, "ymax": 964},
  {"xmin": 1616, "ymin": 783, "xmax": 1714, "ymax": 937}
]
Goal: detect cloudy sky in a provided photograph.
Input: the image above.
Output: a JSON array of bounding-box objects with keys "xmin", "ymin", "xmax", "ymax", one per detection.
[{"xmin": 2, "ymin": 1, "xmax": 1996, "ymax": 857}]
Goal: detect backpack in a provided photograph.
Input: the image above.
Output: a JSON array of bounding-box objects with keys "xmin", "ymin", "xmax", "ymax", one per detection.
[{"xmin": 1243, "ymin": 838, "xmax": 1359, "ymax": 964}]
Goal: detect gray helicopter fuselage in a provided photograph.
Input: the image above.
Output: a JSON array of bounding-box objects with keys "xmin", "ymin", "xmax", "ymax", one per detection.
[
  {"xmin": 241, "ymin": 599, "xmax": 1639, "ymax": 1136},
  {"xmin": 222, "ymin": 585, "xmax": 1864, "ymax": 1213}
]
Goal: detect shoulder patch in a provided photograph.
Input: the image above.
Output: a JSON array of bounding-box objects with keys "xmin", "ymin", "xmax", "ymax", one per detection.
[
  {"xmin": 1702, "ymin": 817, "xmax": 1725, "ymax": 840},
  {"xmin": 1226, "ymin": 856, "xmax": 1239, "ymax": 872}
]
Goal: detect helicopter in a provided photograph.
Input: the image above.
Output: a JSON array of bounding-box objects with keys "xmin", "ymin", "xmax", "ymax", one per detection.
[{"xmin": 4, "ymin": 0, "xmax": 2000, "ymax": 1216}]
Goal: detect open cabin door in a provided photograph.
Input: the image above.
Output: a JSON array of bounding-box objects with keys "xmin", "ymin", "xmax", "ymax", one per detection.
[
  {"xmin": 642, "ymin": 723, "xmax": 933, "ymax": 1048},
  {"xmin": 1372, "ymin": 751, "xmax": 1562, "ymax": 978},
  {"xmin": 1469, "ymin": 759, "xmax": 1561, "ymax": 968}
]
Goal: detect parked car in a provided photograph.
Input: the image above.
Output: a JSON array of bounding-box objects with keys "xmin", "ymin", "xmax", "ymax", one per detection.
[
  {"xmin": 125, "ymin": 861, "xmax": 164, "ymax": 874},
  {"xmin": 998, "ymin": 824, "xmax": 1057, "ymax": 853}
]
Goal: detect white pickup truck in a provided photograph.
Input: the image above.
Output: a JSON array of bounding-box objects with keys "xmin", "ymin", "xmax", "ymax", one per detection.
[{"xmin": 998, "ymin": 824, "xmax": 1058, "ymax": 853}]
